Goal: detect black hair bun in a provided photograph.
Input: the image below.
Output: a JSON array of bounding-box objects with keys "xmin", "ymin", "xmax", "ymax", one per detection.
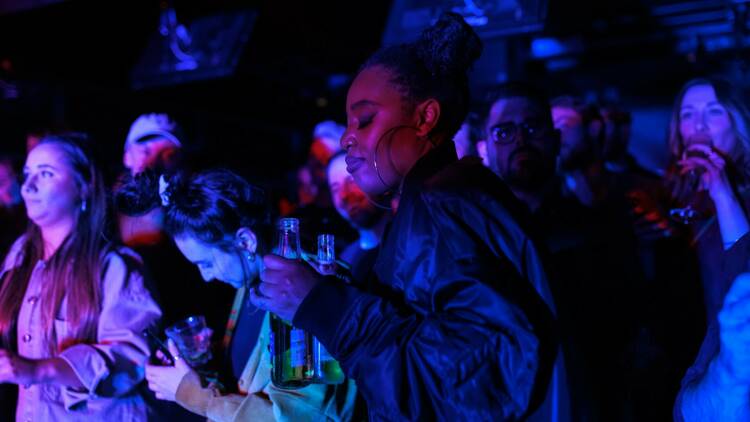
[
  {"xmin": 114, "ymin": 170, "xmax": 161, "ymax": 216},
  {"xmin": 415, "ymin": 12, "xmax": 483, "ymax": 79}
]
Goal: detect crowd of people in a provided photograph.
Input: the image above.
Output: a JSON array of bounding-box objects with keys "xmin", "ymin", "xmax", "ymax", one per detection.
[{"xmin": 0, "ymin": 12, "xmax": 749, "ymax": 421}]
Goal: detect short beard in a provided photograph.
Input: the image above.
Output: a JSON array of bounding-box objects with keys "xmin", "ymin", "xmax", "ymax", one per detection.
[
  {"xmin": 507, "ymin": 165, "xmax": 554, "ymax": 192},
  {"xmin": 504, "ymin": 148, "xmax": 555, "ymax": 192}
]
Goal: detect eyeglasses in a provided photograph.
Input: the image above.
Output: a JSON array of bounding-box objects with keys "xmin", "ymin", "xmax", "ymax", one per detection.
[{"xmin": 490, "ymin": 120, "xmax": 549, "ymax": 144}]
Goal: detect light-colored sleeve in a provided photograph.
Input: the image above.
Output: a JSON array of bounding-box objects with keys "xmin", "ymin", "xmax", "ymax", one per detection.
[
  {"xmin": 0, "ymin": 234, "xmax": 26, "ymax": 277},
  {"xmin": 175, "ymin": 370, "xmax": 276, "ymax": 422},
  {"xmin": 227, "ymin": 313, "xmax": 356, "ymax": 422},
  {"xmin": 202, "ymin": 381, "xmax": 348, "ymax": 422},
  {"xmin": 176, "ymin": 312, "xmax": 357, "ymax": 422},
  {"xmin": 207, "ymin": 392, "xmax": 275, "ymax": 422},
  {"xmin": 264, "ymin": 380, "xmax": 357, "ymax": 422},
  {"xmin": 58, "ymin": 249, "xmax": 162, "ymax": 410}
]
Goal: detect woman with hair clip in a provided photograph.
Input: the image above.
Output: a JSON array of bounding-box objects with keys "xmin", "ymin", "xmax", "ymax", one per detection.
[
  {"xmin": 0, "ymin": 135, "xmax": 161, "ymax": 421},
  {"xmin": 252, "ymin": 13, "xmax": 559, "ymax": 420},
  {"xmin": 117, "ymin": 169, "xmax": 357, "ymax": 422}
]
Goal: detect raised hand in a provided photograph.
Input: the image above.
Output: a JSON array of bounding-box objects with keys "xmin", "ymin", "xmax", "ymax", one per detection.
[{"xmin": 678, "ymin": 144, "xmax": 733, "ymax": 201}]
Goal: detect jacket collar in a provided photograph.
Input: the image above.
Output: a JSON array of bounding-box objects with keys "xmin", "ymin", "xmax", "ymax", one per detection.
[{"xmin": 400, "ymin": 141, "xmax": 458, "ymax": 199}]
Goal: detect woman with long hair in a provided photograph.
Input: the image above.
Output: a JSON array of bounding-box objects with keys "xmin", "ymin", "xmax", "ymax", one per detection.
[
  {"xmin": 117, "ymin": 168, "xmax": 356, "ymax": 421},
  {"xmin": 0, "ymin": 135, "xmax": 161, "ymax": 421},
  {"xmin": 670, "ymin": 79, "xmax": 750, "ymax": 421},
  {"xmin": 666, "ymin": 77, "xmax": 750, "ymax": 319}
]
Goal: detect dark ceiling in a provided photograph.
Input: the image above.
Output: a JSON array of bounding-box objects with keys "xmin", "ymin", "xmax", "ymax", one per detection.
[
  {"xmin": 0, "ymin": 0, "xmax": 392, "ymax": 185},
  {"xmin": 0, "ymin": 0, "xmax": 747, "ymax": 183}
]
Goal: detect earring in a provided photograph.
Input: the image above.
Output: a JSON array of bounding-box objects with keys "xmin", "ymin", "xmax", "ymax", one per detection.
[
  {"xmin": 81, "ymin": 200, "xmax": 87, "ymax": 212},
  {"xmin": 245, "ymin": 252, "xmax": 255, "ymax": 263}
]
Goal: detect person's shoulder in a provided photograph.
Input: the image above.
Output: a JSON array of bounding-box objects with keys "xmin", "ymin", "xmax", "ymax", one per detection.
[
  {"xmin": 101, "ymin": 244, "xmax": 146, "ymax": 275},
  {"xmin": 420, "ymin": 157, "xmax": 526, "ymax": 216},
  {"xmin": 423, "ymin": 157, "xmax": 502, "ymax": 197},
  {"xmin": 340, "ymin": 240, "xmax": 363, "ymax": 263},
  {"xmin": 6, "ymin": 233, "xmax": 28, "ymax": 256},
  {"xmin": 99, "ymin": 244, "xmax": 155, "ymax": 301},
  {"xmin": 2, "ymin": 234, "xmax": 29, "ymax": 268}
]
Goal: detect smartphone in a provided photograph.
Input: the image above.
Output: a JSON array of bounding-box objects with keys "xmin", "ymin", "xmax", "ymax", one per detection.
[{"xmin": 142, "ymin": 328, "xmax": 174, "ymax": 366}]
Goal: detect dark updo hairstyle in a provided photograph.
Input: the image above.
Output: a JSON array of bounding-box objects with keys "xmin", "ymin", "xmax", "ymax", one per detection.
[
  {"xmin": 362, "ymin": 12, "xmax": 483, "ymax": 141},
  {"xmin": 115, "ymin": 169, "xmax": 271, "ymax": 254}
]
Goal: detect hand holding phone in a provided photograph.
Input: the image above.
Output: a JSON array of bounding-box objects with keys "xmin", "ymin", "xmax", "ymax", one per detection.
[{"xmin": 142, "ymin": 328, "xmax": 175, "ymax": 366}]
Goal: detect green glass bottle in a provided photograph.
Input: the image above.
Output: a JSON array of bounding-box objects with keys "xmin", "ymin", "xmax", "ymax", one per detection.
[
  {"xmin": 269, "ymin": 218, "xmax": 314, "ymax": 389},
  {"xmin": 312, "ymin": 234, "xmax": 346, "ymax": 384}
]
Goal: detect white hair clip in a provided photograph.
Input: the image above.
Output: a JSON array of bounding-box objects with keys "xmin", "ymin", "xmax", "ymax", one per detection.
[{"xmin": 158, "ymin": 174, "xmax": 171, "ymax": 207}]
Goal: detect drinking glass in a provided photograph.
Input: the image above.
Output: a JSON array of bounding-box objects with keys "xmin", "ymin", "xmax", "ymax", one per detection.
[{"xmin": 165, "ymin": 315, "xmax": 213, "ymax": 367}]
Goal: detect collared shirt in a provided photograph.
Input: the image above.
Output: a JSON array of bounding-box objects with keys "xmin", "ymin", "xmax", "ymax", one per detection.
[
  {"xmin": 3, "ymin": 236, "xmax": 161, "ymax": 421},
  {"xmin": 176, "ymin": 312, "xmax": 358, "ymax": 422}
]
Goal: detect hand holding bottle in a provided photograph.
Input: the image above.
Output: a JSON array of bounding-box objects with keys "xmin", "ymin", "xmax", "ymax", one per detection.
[
  {"xmin": 678, "ymin": 143, "xmax": 733, "ymax": 201},
  {"xmin": 252, "ymin": 254, "xmax": 322, "ymax": 322}
]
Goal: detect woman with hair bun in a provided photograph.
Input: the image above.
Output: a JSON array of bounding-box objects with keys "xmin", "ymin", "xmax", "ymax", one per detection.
[
  {"xmin": 253, "ymin": 13, "xmax": 557, "ymax": 420},
  {"xmin": 116, "ymin": 169, "xmax": 357, "ymax": 422}
]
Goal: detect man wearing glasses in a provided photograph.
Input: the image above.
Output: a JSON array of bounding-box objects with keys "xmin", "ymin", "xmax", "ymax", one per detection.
[
  {"xmin": 482, "ymin": 83, "xmax": 643, "ymax": 420},
  {"xmin": 483, "ymin": 84, "xmax": 561, "ymax": 213}
]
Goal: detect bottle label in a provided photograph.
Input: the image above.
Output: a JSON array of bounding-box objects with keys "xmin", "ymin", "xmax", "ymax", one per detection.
[{"xmin": 290, "ymin": 328, "xmax": 306, "ymax": 367}]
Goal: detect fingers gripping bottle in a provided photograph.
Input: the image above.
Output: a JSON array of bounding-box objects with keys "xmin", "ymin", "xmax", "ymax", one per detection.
[{"xmin": 269, "ymin": 218, "xmax": 314, "ymax": 388}]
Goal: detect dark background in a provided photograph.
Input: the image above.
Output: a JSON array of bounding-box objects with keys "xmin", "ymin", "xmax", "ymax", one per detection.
[
  {"xmin": 0, "ymin": 2, "xmax": 747, "ymax": 418},
  {"xmin": 0, "ymin": 0, "xmax": 748, "ymax": 183}
]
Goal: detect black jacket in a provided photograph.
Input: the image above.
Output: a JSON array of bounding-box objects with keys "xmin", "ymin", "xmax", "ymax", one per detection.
[{"xmin": 295, "ymin": 142, "xmax": 556, "ymax": 420}]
